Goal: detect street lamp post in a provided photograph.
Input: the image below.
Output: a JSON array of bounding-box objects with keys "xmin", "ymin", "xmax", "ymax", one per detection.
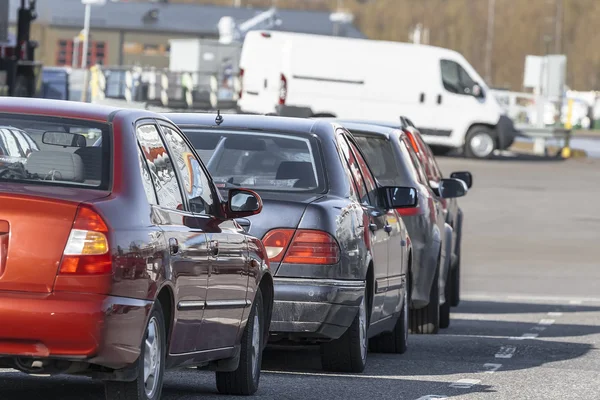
[{"xmin": 80, "ymin": 0, "xmax": 106, "ymax": 102}]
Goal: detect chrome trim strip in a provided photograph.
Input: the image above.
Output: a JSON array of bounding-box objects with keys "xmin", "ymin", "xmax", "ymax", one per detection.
[
  {"xmin": 273, "ymin": 278, "xmax": 366, "ymax": 287},
  {"xmin": 177, "ymin": 301, "xmax": 206, "ymax": 311},
  {"xmin": 205, "ymin": 300, "xmax": 249, "ymax": 309}
]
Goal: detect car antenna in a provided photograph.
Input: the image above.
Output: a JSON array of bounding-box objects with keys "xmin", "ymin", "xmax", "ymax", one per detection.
[{"xmin": 215, "ymin": 109, "xmax": 223, "ymax": 126}]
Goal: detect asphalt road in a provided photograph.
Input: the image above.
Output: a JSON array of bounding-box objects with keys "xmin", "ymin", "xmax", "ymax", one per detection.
[{"xmin": 1, "ymin": 153, "xmax": 599, "ymax": 400}]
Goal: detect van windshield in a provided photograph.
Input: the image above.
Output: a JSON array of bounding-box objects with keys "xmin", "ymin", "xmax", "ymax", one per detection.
[
  {"xmin": 0, "ymin": 115, "xmax": 110, "ymax": 190},
  {"xmin": 182, "ymin": 128, "xmax": 324, "ymax": 193}
]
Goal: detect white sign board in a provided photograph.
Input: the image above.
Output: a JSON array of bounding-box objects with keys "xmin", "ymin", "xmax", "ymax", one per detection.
[{"xmin": 523, "ymin": 55, "xmax": 542, "ymax": 89}]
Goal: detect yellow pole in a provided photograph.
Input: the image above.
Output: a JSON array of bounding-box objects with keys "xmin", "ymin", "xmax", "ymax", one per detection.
[{"xmin": 561, "ymin": 98, "xmax": 573, "ymax": 158}]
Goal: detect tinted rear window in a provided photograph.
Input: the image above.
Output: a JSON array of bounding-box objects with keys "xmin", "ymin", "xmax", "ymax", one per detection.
[
  {"xmin": 353, "ymin": 134, "xmax": 411, "ymax": 186},
  {"xmin": 0, "ymin": 115, "xmax": 110, "ymax": 190},
  {"xmin": 182, "ymin": 128, "xmax": 325, "ymax": 193}
]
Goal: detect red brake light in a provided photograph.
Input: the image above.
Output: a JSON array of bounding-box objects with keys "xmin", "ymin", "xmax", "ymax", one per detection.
[
  {"xmin": 279, "ymin": 74, "xmax": 287, "ymax": 105},
  {"xmin": 405, "ymin": 130, "xmax": 420, "ymax": 154},
  {"xmin": 262, "ymin": 229, "xmax": 340, "ymax": 265},
  {"xmin": 59, "ymin": 205, "xmax": 112, "ymax": 275}
]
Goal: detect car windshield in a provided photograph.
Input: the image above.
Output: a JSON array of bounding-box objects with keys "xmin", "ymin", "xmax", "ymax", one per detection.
[
  {"xmin": 0, "ymin": 115, "xmax": 110, "ymax": 190},
  {"xmin": 182, "ymin": 128, "xmax": 323, "ymax": 192}
]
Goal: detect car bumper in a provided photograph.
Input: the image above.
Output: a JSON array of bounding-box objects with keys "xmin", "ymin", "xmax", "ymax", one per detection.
[
  {"xmin": 269, "ymin": 278, "xmax": 365, "ymax": 340},
  {"xmin": 0, "ymin": 291, "xmax": 152, "ymax": 369}
]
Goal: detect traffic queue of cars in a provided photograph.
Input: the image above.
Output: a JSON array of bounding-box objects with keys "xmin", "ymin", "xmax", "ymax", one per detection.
[{"xmin": 0, "ymin": 97, "xmax": 472, "ymax": 400}]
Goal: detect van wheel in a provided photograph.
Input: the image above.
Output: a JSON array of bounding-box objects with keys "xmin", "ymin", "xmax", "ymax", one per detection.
[
  {"xmin": 216, "ymin": 288, "xmax": 264, "ymax": 395},
  {"xmin": 369, "ymin": 287, "xmax": 408, "ymax": 354},
  {"xmin": 320, "ymin": 290, "xmax": 368, "ymax": 373},
  {"xmin": 464, "ymin": 126, "xmax": 497, "ymax": 158},
  {"xmin": 409, "ymin": 261, "xmax": 440, "ymax": 334},
  {"xmin": 104, "ymin": 302, "xmax": 166, "ymax": 400}
]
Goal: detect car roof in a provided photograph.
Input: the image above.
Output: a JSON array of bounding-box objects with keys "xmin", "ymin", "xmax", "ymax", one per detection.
[
  {"xmin": 330, "ymin": 120, "xmax": 404, "ymax": 140},
  {"xmin": 0, "ymin": 97, "xmax": 155, "ymax": 123},
  {"xmin": 167, "ymin": 112, "xmax": 338, "ymax": 137}
]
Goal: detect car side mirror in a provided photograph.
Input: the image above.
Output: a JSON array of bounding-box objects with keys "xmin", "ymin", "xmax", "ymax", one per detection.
[
  {"xmin": 471, "ymin": 83, "xmax": 484, "ymax": 98},
  {"xmin": 225, "ymin": 188, "xmax": 263, "ymax": 218},
  {"xmin": 438, "ymin": 178, "xmax": 467, "ymax": 199},
  {"xmin": 450, "ymin": 171, "xmax": 473, "ymax": 189},
  {"xmin": 380, "ymin": 186, "xmax": 418, "ymax": 209}
]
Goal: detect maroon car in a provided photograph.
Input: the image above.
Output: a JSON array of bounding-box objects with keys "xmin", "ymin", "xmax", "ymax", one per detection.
[{"xmin": 0, "ymin": 98, "xmax": 273, "ymax": 400}]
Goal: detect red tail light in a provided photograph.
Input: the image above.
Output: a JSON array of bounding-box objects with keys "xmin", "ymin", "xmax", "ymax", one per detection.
[
  {"xmin": 278, "ymin": 74, "xmax": 287, "ymax": 105},
  {"xmin": 238, "ymin": 68, "xmax": 244, "ymax": 99},
  {"xmin": 405, "ymin": 130, "xmax": 420, "ymax": 155},
  {"xmin": 58, "ymin": 205, "xmax": 112, "ymax": 275},
  {"xmin": 263, "ymin": 229, "xmax": 340, "ymax": 265}
]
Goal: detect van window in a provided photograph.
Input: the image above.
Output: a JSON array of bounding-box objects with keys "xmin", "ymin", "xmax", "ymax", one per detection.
[{"xmin": 440, "ymin": 59, "xmax": 476, "ymax": 95}]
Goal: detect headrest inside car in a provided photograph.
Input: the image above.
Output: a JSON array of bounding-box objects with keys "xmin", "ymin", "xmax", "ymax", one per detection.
[{"xmin": 27, "ymin": 151, "xmax": 85, "ymax": 183}]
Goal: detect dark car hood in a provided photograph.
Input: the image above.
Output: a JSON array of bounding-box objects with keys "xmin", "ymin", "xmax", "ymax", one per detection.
[{"xmin": 232, "ymin": 191, "xmax": 325, "ymax": 239}]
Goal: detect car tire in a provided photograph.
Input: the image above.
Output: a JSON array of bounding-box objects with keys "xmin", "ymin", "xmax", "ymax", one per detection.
[
  {"xmin": 320, "ymin": 289, "xmax": 369, "ymax": 373},
  {"xmin": 464, "ymin": 126, "xmax": 497, "ymax": 159},
  {"xmin": 368, "ymin": 287, "xmax": 408, "ymax": 354},
  {"xmin": 409, "ymin": 261, "xmax": 440, "ymax": 335},
  {"xmin": 450, "ymin": 254, "xmax": 461, "ymax": 307},
  {"xmin": 439, "ymin": 273, "xmax": 451, "ymax": 329},
  {"xmin": 216, "ymin": 288, "xmax": 264, "ymax": 396},
  {"xmin": 104, "ymin": 302, "xmax": 166, "ymax": 400}
]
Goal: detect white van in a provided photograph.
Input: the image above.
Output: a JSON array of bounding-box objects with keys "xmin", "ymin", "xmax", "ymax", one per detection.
[{"xmin": 237, "ymin": 30, "xmax": 517, "ymax": 159}]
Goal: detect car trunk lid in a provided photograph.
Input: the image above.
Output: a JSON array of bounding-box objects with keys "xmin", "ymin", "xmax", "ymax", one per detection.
[{"xmin": 0, "ymin": 184, "xmax": 110, "ymax": 293}]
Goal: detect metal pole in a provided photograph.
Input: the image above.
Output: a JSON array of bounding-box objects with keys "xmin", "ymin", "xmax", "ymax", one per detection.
[
  {"xmin": 72, "ymin": 36, "xmax": 80, "ymax": 68},
  {"xmin": 484, "ymin": 0, "xmax": 496, "ymax": 84},
  {"xmin": 554, "ymin": 0, "xmax": 562, "ymax": 54},
  {"xmin": 80, "ymin": 3, "xmax": 91, "ymax": 102}
]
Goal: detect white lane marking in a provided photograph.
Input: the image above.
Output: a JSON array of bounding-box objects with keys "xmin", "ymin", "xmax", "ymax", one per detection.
[
  {"xmin": 463, "ymin": 293, "xmax": 600, "ymax": 304},
  {"xmin": 531, "ymin": 326, "xmax": 546, "ymax": 332},
  {"xmin": 548, "ymin": 312, "xmax": 563, "ymax": 317},
  {"xmin": 539, "ymin": 319, "xmax": 555, "ymax": 325},
  {"xmin": 416, "ymin": 396, "xmax": 448, "ymax": 400},
  {"xmin": 450, "ymin": 379, "xmax": 481, "ymax": 389},
  {"xmin": 495, "ymin": 345, "xmax": 516, "ymax": 358},
  {"xmin": 510, "ymin": 333, "xmax": 539, "ymax": 340},
  {"xmin": 482, "ymin": 363, "xmax": 502, "ymax": 374}
]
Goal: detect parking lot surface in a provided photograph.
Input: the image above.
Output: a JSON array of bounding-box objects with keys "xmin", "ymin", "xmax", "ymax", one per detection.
[{"xmin": 1, "ymin": 155, "xmax": 599, "ymax": 400}]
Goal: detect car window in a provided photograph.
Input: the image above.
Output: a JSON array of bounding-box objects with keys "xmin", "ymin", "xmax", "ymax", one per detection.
[
  {"xmin": 353, "ymin": 134, "xmax": 405, "ymax": 187},
  {"xmin": 346, "ymin": 136, "xmax": 384, "ymax": 208},
  {"xmin": 183, "ymin": 128, "xmax": 323, "ymax": 193},
  {"xmin": 11, "ymin": 129, "xmax": 32, "ymax": 156},
  {"xmin": 413, "ymin": 133, "xmax": 442, "ymax": 182},
  {"xmin": 337, "ymin": 132, "xmax": 369, "ymax": 204},
  {"xmin": 136, "ymin": 143, "xmax": 158, "ymax": 205},
  {"xmin": 400, "ymin": 136, "xmax": 428, "ymax": 185},
  {"xmin": 160, "ymin": 124, "xmax": 215, "ymax": 215},
  {"xmin": 0, "ymin": 129, "xmax": 24, "ymax": 157},
  {"xmin": 441, "ymin": 59, "xmax": 476, "ymax": 95},
  {"xmin": 135, "ymin": 124, "xmax": 184, "ymax": 211},
  {"xmin": 0, "ymin": 117, "xmax": 110, "ymax": 189}
]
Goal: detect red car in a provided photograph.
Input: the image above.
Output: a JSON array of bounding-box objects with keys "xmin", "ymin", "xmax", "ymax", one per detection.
[{"xmin": 0, "ymin": 98, "xmax": 273, "ymax": 400}]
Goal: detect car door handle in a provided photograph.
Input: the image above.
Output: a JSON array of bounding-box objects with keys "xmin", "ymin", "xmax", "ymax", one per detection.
[
  {"xmin": 369, "ymin": 223, "xmax": 377, "ymax": 232},
  {"xmin": 437, "ymin": 94, "xmax": 442, "ymax": 104},
  {"xmin": 169, "ymin": 238, "xmax": 179, "ymax": 255},
  {"xmin": 384, "ymin": 224, "xmax": 393, "ymax": 233}
]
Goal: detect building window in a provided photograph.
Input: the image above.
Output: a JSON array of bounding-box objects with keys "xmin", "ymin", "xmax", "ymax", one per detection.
[{"xmin": 56, "ymin": 39, "xmax": 108, "ymax": 67}]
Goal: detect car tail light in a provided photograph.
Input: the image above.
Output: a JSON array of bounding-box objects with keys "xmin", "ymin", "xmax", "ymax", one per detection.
[
  {"xmin": 405, "ymin": 130, "xmax": 420, "ymax": 155},
  {"xmin": 278, "ymin": 74, "xmax": 287, "ymax": 105},
  {"xmin": 262, "ymin": 229, "xmax": 340, "ymax": 265},
  {"xmin": 59, "ymin": 205, "xmax": 112, "ymax": 275},
  {"xmin": 238, "ymin": 68, "xmax": 244, "ymax": 99}
]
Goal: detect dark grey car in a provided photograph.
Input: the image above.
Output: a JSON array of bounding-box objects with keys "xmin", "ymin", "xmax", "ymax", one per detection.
[
  {"xmin": 168, "ymin": 112, "xmax": 418, "ymax": 373},
  {"xmin": 330, "ymin": 121, "xmax": 467, "ymax": 335}
]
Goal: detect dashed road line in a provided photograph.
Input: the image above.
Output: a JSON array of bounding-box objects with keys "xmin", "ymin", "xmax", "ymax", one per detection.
[
  {"xmin": 531, "ymin": 326, "xmax": 547, "ymax": 332},
  {"xmin": 495, "ymin": 345, "xmax": 516, "ymax": 359},
  {"xmin": 569, "ymin": 299, "xmax": 583, "ymax": 305},
  {"xmin": 450, "ymin": 379, "xmax": 481, "ymax": 389},
  {"xmin": 539, "ymin": 319, "xmax": 555, "ymax": 325},
  {"xmin": 415, "ymin": 396, "xmax": 448, "ymax": 400},
  {"xmin": 510, "ymin": 332, "xmax": 539, "ymax": 340},
  {"xmin": 482, "ymin": 363, "xmax": 502, "ymax": 374},
  {"xmin": 548, "ymin": 311, "xmax": 563, "ymax": 317}
]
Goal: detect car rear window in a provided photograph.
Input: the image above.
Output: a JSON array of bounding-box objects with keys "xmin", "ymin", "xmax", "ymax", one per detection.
[
  {"xmin": 182, "ymin": 128, "xmax": 325, "ymax": 193},
  {"xmin": 0, "ymin": 114, "xmax": 110, "ymax": 190},
  {"xmin": 352, "ymin": 133, "xmax": 413, "ymax": 187}
]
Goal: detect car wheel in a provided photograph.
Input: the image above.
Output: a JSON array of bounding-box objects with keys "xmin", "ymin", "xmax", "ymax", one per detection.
[
  {"xmin": 450, "ymin": 254, "xmax": 461, "ymax": 307},
  {"xmin": 464, "ymin": 126, "xmax": 497, "ymax": 159},
  {"xmin": 104, "ymin": 302, "xmax": 166, "ymax": 400},
  {"xmin": 216, "ymin": 288, "xmax": 264, "ymax": 395},
  {"xmin": 320, "ymin": 289, "xmax": 369, "ymax": 373},
  {"xmin": 369, "ymin": 287, "xmax": 408, "ymax": 354},
  {"xmin": 409, "ymin": 260, "xmax": 440, "ymax": 334},
  {"xmin": 439, "ymin": 273, "xmax": 451, "ymax": 329}
]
